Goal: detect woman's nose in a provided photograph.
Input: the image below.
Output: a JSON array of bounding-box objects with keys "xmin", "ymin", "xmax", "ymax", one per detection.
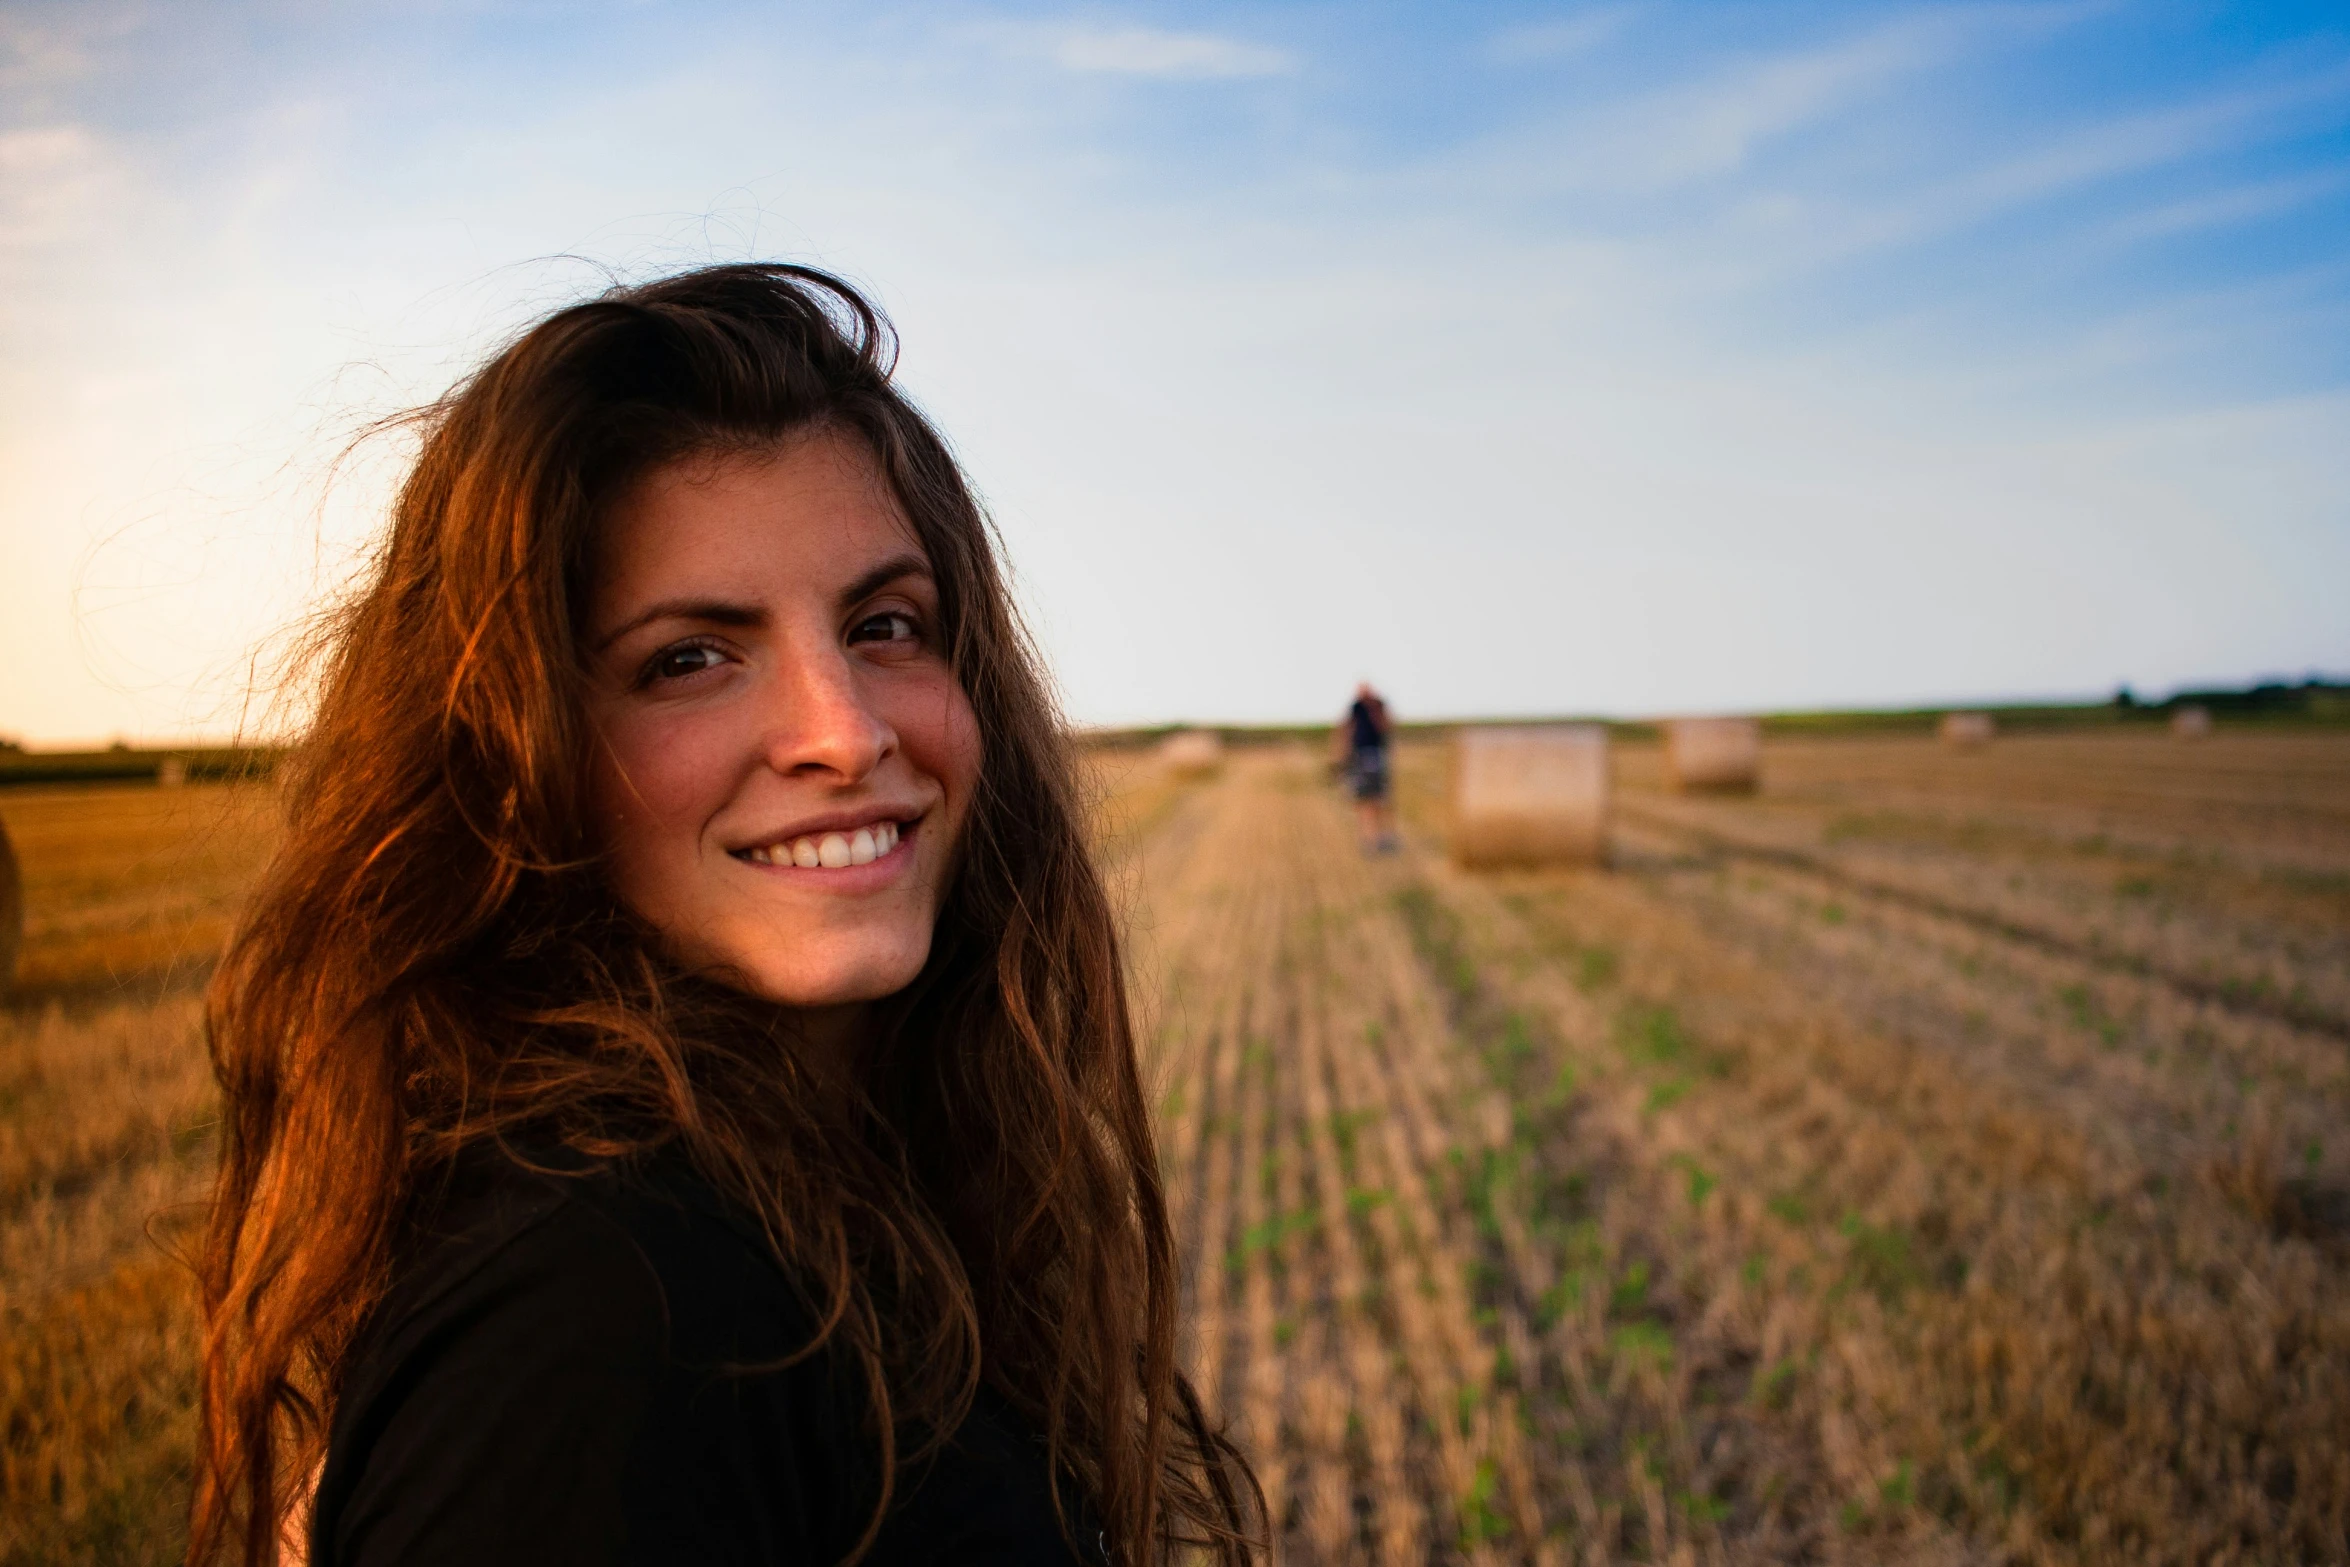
[{"xmin": 762, "ymin": 645, "xmax": 895, "ymax": 782}]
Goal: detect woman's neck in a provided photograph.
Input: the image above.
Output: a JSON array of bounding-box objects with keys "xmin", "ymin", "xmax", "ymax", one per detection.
[{"xmin": 783, "ymin": 1001, "xmax": 870, "ymax": 1085}]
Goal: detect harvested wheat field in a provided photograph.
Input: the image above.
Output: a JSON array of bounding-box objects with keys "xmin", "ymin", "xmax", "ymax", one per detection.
[
  {"xmin": 1135, "ymin": 730, "xmax": 2350, "ymax": 1566},
  {"xmin": 6, "ymin": 730, "xmax": 2350, "ymax": 1564},
  {"xmin": 0, "ymin": 782, "xmax": 280, "ymax": 1567}
]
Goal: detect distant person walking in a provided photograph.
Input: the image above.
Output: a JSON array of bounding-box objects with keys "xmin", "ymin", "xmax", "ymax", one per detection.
[{"xmin": 1339, "ymin": 682, "xmax": 1398, "ymax": 853}]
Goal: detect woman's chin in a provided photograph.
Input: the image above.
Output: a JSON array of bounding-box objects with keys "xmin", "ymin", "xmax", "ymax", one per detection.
[{"xmin": 721, "ymin": 945, "xmax": 930, "ymax": 1012}]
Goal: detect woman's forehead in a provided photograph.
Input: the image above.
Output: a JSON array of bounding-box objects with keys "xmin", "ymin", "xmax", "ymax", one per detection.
[{"xmin": 596, "ymin": 432, "xmax": 924, "ymax": 604}]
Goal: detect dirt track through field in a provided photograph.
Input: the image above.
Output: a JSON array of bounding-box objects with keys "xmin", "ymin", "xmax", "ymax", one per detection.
[{"xmin": 1131, "ymin": 742, "xmax": 2350, "ymax": 1566}]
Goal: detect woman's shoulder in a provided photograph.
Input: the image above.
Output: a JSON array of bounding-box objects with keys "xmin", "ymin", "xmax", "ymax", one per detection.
[
  {"xmin": 315, "ymin": 1144, "xmax": 1097, "ymax": 1567},
  {"xmin": 357, "ymin": 1142, "xmax": 823, "ymax": 1388},
  {"xmin": 314, "ymin": 1144, "xmax": 861, "ymax": 1566}
]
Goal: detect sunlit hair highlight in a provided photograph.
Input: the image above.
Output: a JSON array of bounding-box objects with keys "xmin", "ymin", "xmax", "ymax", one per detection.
[{"xmin": 191, "ymin": 263, "xmax": 1261, "ymax": 1564}]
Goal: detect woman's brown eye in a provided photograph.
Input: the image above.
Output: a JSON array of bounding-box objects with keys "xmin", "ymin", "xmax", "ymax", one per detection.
[
  {"xmin": 649, "ymin": 643, "xmax": 724, "ymax": 682},
  {"xmin": 850, "ymin": 612, "xmax": 917, "ymax": 646}
]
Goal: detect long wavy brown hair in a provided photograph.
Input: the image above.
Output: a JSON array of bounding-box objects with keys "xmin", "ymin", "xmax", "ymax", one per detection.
[{"xmin": 191, "ymin": 263, "xmax": 1260, "ymax": 1565}]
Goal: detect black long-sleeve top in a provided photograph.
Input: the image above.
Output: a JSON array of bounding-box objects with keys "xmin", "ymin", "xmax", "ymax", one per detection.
[{"xmin": 310, "ymin": 1147, "xmax": 1088, "ymax": 1566}]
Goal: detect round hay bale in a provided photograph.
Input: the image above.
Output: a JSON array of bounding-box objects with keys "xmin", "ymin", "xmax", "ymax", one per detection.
[
  {"xmin": 158, "ymin": 755, "xmax": 188, "ymax": 787},
  {"xmin": 1939, "ymin": 712, "xmax": 1995, "ymax": 747},
  {"xmin": 0, "ymin": 816, "xmax": 20, "ymax": 997},
  {"xmin": 1451, "ymin": 724, "xmax": 1609, "ymax": 868},
  {"xmin": 1157, "ymin": 729, "xmax": 1224, "ymax": 779},
  {"xmin": 1662, "ymin": 717, "xmax": 1760, "ymax": 794},
  {"xmin": 2171, "ymin": 704, "xmax": 2212, "ymax": 739}
]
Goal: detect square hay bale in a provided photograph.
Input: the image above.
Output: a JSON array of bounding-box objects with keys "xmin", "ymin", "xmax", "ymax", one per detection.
[
  {"xmin": 1939, "ymin": 712, "xmax": 1996, "ymax": 747},
  {"xmin": 0, "ymin": 818, "xmax": 19, "ymax": 995},
  {"xmin": 2171, "ymin": 704, "xmax": 2212, "ymax": 739},
  {"xmin": 1662, "ymin": 717, "xmax": 1760, "ymax": 794},
  {"xmin": 1451, "ymin": 725, "xmax": 1609, "ymax": 868},
  {"xmin": 1157, "ymin": 729, "xmax": 1224, "ymax": 779}
]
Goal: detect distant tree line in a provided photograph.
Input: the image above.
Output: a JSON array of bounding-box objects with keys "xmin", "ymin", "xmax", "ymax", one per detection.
[{"xmin": 2113, "ymin": 677, "xmax": 2348, "ymax": 719}]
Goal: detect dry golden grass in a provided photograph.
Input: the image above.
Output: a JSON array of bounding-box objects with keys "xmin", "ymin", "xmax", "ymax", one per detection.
[
  {"xmin": 1146, "ymin": 736, "xmax": 2349, "ymax": 1564},
  {"xmin": 1081, "ymin": 744, "xmax": 1199, "ymax": 864},
  {"xmin": 0, "ymin": 783, "xmax": 273, "ymax": 1567},
  {"xmin": 10, "ymin": 733, "xmax": 2350, "ymax": 1564},
  {"xmin": 2, "ymin": 784, "xmax": 281, "ymax": 1003},
  {"xmin": 3, "ymin": 1249, "xmax": 205, "ymax": 1566}
]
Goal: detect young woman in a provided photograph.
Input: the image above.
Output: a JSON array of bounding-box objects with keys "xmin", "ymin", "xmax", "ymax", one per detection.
[{"xmin": 191, "ymin": 265, "xmax": 1261, "ymax": 1565}]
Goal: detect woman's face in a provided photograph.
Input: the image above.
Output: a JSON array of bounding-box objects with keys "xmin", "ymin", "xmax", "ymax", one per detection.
[{"xmin": 584, "ymin": 428, "xmax": 982, "ymax": 1023}]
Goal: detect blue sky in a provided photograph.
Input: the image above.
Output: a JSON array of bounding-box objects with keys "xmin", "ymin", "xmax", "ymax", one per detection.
[{"xmin": 2, "ymin": 0, "xmax": 2345, "ymax": 741}]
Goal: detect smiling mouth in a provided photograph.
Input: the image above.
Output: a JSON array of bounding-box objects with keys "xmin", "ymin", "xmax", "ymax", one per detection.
[{"xmin": 733, "ymin": 819, "xmax": 905, "ymax": 870}]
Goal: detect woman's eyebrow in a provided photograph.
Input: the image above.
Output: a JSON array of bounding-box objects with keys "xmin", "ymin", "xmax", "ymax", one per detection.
[
  {"xmin": 593, "ymin": 599, "xmax": 766, "ymax": 653},
  {"xmin": 838, "ymin": 552, "xmax": 933, "ymax": 611},
  {"xmin": 592, "ymin": 556, "xmax": 931, "ymax": 653}
]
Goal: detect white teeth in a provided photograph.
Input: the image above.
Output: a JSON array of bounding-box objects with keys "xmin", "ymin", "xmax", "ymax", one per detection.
[{"xmin": 747, "ymin": 823, "xmax": 904, "ymax": 869}]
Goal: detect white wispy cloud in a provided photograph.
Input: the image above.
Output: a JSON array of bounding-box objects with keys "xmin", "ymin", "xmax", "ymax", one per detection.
[
  {"xmin": 1708, "ymin": 56, "xmax": 2350, "ymax": 284},
  {"xmin": 1445, "ymin": 8, "xmax": 2018, "ymax": 196},
  {"xmin": 1951, "ymin": 60, "xmax": 2350, "ymax": 213},
  {"xmin": 1029, "ymin": 23, "xmax": 1294, "ymax": 80},
  {"xmin": 0, "ymin": 123, "xmax": 126, "ymax": 253},
  {"xmin": 1478, "ymin": 8, "xmax": 1638, "ymax": 66},
  {"xmin": 2082, "ymin": 168, "xmax": 2350, "ymax": 249},
  {"xmin": 0, "ymin": 6, "xmax": 118, "ymax": 101}
]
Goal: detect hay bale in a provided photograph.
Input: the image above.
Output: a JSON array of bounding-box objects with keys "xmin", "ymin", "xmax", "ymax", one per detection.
[
  {"xmin": 0, "ymin": 817, "xmax": 20, "ymax": 997},
  {"xmin": 1157, "ymin": 729, "xmax": 1224, "ymax": 779},
  {"xmin": 2171, "ymin": 704, "xmax": 2212, "ymax": 740},
  {"xmin": 1451, "ymin": 725, "xmax": 1609, "ymax": 868},
  {"xmin": 157, "ymin": 755, "xmax": 188, "ymax": 788},
  {"xmin": 1662, "ymin": 717, "xmax": 1760, "ymax": 794},
  {"xmin": 1939, "ymin": 712, "xmax": 1995, "ymax": 747}
]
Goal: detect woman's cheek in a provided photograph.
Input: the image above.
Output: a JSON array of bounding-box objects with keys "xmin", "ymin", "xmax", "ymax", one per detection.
[
  {"xmin": 913, "ymin": 678, "xmax": 984, "ymax": 824},
  {"xmin": 595, "ymin": 710, "xmax": 727, "ymax": 892}
]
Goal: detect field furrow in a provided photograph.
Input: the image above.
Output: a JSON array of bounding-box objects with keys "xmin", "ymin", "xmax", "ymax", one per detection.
[
  {"xmin": 1401, "ymin": 836, "xmax": 2349, "ymax": 1561},
  {"xmin": 1607, "ymin": 733, "xmax": 2350, "ymax": 1042},
  {"xmin": 1386, "ymin": 735, "xmax": 2349, "ymax": 1563},
  {"xmin": 1602, "ymin": 812, "xmax": 2349, "ymax": 1195},
  {"xmin": 1614, "ymin": 797, "xmax": 2350, "ymax": 1043}
]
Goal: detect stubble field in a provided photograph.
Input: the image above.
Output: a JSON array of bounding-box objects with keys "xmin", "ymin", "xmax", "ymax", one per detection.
[
  {"xmin": 5, "ymin": 730, "xmax": 2348, "ymax": 1563},
  {"xmin": 1, "ymin": 783, "xmax": 277, "ymax": 1566},
  {"xmin": 1126, "ymin": 730, "xmax": 2350, "ymax": 1566}
]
